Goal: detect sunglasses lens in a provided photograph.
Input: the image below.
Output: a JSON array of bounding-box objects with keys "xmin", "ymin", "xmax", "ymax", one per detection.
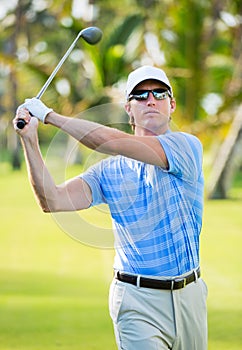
[
  {"xmin": 132, "ymin": 91, "xmax": 149, "ymax": 100},
  {"xmin": 153, "ymin": 90, "xmax": 168, "ymax": 99}
]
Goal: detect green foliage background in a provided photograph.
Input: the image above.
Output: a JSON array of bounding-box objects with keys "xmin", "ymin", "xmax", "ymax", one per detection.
[{"xmin": 1, "ymin": 0, "xmax": 241, "ymax": 153}]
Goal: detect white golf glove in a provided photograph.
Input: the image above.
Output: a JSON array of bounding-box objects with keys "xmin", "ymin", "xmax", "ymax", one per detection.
[{"xmin": 20, "ymin": 97, "xmax": 53, "ymax": 123}]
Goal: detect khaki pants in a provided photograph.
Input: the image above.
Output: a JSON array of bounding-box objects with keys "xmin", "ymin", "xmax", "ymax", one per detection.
[{"xmin": 109, "ymin": 275, "xmax": 208, "ymax": 350}]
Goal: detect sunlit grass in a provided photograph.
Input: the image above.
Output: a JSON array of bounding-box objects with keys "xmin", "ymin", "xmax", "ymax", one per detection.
[
  {"xmin": 1, "ymin": 162, "xmax": 242, "ymax": 349},
  {"xmin": 201, "ymin": 200, "xmax": 242, "ymax": 350}
]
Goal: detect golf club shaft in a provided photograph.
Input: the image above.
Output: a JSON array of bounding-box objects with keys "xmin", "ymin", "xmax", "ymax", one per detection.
[
  {"xmin": 16, "ymin": 27, "xmax": 102, "ymax": 129},
  {"xmin": 36, "ymin": 31, "xmax": 82, "ymax": 99},
  {"xmin": 16, "ymin": 32, "xmax": 82, "ymax": 129}
]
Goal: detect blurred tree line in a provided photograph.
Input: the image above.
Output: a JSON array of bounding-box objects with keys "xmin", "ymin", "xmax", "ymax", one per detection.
[{"xmin": 0, "ymin": 0, "xmax": 241, "ymax": 196}]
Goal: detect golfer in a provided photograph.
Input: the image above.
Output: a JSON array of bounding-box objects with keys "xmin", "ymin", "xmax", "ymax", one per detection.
[{"xmin": 14, "ymin": 65, "xmax": 208, "ymax": 350}]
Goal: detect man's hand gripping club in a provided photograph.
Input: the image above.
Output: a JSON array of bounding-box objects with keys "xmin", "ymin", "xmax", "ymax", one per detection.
[{"xmin": 16, "ymin": 98, "xmax": 53, "ymax": 127}]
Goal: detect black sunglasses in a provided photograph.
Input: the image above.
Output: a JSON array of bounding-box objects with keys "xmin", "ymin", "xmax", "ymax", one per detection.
[{"xmin": 128, "ymin": 88, "xmax": 172, "ymax": 101}]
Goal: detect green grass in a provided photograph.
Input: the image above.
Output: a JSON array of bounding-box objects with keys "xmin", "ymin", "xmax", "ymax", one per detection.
[
  {"xmin": 0, "ymin": 163, "xmax": 116, "ymax": 350},
  {"xmin": 201, "ymin": 200, "xmax": 242, "ymax": 350},
  {"xmin": 1, "ymin": 162, "xmax": 242, "ymax": 349}
]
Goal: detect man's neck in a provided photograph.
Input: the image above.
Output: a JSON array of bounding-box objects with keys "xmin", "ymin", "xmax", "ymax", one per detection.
[{"xmin": 135, "ymin": 126, "xmax": 170, "ymax": 137}]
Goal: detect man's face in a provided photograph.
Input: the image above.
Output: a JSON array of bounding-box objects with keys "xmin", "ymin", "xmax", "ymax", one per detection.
[{"xmin": 125, "ymin": 79, "xmax": 176, "ymax": 136}]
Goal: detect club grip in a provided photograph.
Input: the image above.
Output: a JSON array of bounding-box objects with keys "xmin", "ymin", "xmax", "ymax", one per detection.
[{"xmin": 17, "ymin": 119, "xmax": 27, "ymax": 129}]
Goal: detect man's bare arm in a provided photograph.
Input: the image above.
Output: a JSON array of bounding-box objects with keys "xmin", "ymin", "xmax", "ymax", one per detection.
[
  {"xmin": 13, "ymin": 114, "xmax": 92, "ymax": 213},
  {"xmin": 45, "ymin": 112, "xmax": 168, "ymax": 169}
]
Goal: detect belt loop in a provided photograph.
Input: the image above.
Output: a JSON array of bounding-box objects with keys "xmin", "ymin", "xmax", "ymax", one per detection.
[
  {"xmin": 194, "ymin": 269, "xmax": 198, "ymax": 283},
  {"xmin": 114, "ymin": 270, "xmax": 118, "ymax": 279},
  {"xmin": 171, "ymin": 280, "xmax": 174, "ymax": 290},
  {"xmin": 136, "ymin": 275, "xmax": 141, "ymax": 288}
]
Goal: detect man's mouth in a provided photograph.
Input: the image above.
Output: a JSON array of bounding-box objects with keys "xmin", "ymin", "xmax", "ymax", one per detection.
[{"xmin": 144, "ymin": 108, "xmax": 160, "ymax": 115}]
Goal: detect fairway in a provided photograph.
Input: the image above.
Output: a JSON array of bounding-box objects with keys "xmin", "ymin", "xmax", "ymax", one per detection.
[{"xmin": 1, "ymin": 163, "xmax": 242, "ymax": 349}]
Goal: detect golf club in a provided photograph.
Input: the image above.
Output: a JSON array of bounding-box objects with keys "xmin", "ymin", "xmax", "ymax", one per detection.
[{"xmin": 17, "ymin": 26, "xmax": 102, "ymax": 129}]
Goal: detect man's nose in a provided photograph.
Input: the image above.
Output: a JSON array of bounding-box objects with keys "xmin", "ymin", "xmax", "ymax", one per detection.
[{"xmin": 146, "ymin": 91, "xmax": 156, "ymax": 105}]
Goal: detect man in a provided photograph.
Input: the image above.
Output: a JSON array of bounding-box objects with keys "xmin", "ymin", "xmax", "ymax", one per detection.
[{"xmin": 13, "ymin": 65, "xmax": 208, "ymax": 350}]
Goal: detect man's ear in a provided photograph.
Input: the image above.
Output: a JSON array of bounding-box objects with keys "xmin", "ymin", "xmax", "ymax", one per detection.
[
  {"xmin": 125, "ymin": 102, "xmax": 135, "ymax": 131},
  {"xmin": 170, "ymin": 99, "xmax": 176, "ymax": 113},
  {"xmin": 125, "ymin": 102, "xmax": 131, "ymax": 115}
]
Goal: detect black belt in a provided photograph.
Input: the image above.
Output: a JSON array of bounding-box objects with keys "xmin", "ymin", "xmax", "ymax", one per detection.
[{"xmin": 115, "ymin": 267, "xmax": 200, "ymax": 290}]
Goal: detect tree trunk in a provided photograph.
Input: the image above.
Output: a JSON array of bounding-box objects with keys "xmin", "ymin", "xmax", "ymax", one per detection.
[
  {"xmin": 207, "ymin": 104, "xmax": 242, "ymax": 199},
  {"xmin": 7, "ymin": 0, "xmax": 22, "ymax": 169}
]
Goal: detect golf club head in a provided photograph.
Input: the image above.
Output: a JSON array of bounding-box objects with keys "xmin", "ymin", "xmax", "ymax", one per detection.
[{"xmin": 80, "ymin": 26, "xmax": 103, "ymax": 45}]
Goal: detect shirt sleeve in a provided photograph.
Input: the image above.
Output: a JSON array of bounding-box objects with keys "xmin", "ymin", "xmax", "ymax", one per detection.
[
  {"xmin": 79, "ymin": 161, "xmax": 107, "ymax": 207},
  {"xmin": 157, "ymin": 132, "xmax": 203, "ymax": 183}
]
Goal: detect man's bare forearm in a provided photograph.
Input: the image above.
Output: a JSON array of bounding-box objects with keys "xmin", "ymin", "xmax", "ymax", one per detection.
[
  {"xmin": 46, "ymin": 112, "xmax": 124, "ymax": 153},
  {"xmin": 21, "ymin": 134, "xmax": 59, "ymax": 212},
  {"xmin": 45, "ymin": 112, "xmax": 168, "ymax": 168}
]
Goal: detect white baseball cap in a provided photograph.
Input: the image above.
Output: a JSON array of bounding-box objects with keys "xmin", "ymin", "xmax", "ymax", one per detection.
[{"xmin": 126, "ymin": 65, "xmax": 173, "ymax": 99}]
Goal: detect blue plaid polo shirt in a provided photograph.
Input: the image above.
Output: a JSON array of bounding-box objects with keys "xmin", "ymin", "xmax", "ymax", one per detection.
[{"xmin": 80, "ymin": 131, "xmax": 204, "ymax": 277}]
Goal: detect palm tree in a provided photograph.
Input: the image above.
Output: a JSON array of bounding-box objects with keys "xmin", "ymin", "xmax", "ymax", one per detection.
[{"xmin": 1, "ymin": 0, "xmax": 241, "ymax": 180}]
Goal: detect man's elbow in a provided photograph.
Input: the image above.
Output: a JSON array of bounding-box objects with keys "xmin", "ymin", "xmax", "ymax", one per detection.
[
  {"xmin": 42, "ymin": 206, "xmax": 52, "ymax": 213},
  {"xmin": 38, "ymin": 197, "xmax": 59, "ymax": 213}
]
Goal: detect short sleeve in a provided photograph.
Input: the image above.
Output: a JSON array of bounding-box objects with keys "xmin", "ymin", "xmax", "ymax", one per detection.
[
  {"xmin": 80, "ymin": 161, "xmax": 107, "ymax": 206},
  {"xmin": 157, "ymin": 132, "xmax": 203, "ymax": 183}
]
